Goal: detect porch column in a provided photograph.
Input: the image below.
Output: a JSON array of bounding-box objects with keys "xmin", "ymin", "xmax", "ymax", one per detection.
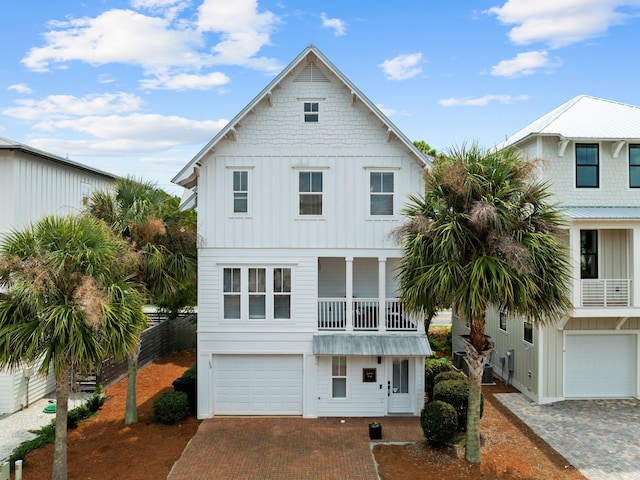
[
  {"xmin": 345, "ymin": 256, "xmax": 354, "ymax": 331},
  {"xmin": 378, "ymin": 257, "xmax": 387, "ymax": 332},
  {"xmin": 569, "ymin": 227, "xmax": 581, "ymax": 308},
  {"xmin": 633, "ymin": 227, "xmax": 640, "ymax": 307}
]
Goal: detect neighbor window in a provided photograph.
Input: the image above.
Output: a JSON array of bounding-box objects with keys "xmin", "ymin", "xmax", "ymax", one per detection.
[
  {"xmin": 223, "ymin": 268, "xmax": 241, "ymax": 319},
  {"xmin": 576, "ymin": 144, "xmax": 599, "ymax": 188},
  {"xmin": 233, "ymin": 171, "xmax": 248, "ymax": 213},
  {"xmin": 523, "ymin": 320, "xmax": 533, "ymax": 345},
  {"xmin": 580, "ymin": 230, "xmax": 598, "ymax": 279},
  {"xmin": 630, "ymin": 145, "xmax": 640, "ymax": 188},
  {"xmin": 299, "ymin": 171, "xmax": 323, "ymax": 215},
  {"xmin": 81, "ymin": 183, "xmax": 91, "ymax": 207},
  {"xmin": 499, "ymin": 310, "xmax": 507, "ymax": 332},
  {"xmin": 332, "ymin": 356, "xmax": 347, "ymax": 398},
  {"xmin": 304, "ymin": 102, "xmax": 319, "ymax": 122},
  {"xmin": 370, "ymin": 172, "xmax": 394, "ymax": 215}
]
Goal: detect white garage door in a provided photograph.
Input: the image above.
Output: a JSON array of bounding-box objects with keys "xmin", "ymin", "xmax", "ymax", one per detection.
[
  {"xmin": 213, "ymin": 355, "xmax": 303, "ymax": 415},
  {"xmin": 565, "ymin": 334, "xmax": 636, "ymax": 398}
]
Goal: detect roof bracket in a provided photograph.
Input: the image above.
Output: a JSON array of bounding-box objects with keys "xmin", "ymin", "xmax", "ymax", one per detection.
[
  {"xmin": 387, "ymin": 128, "xmax": 393, "ymax": 142},
  {"xmin": 226, "ymin": 127, "xmax": 237, "ymax": 142},
  {"xmin": 612, "ymin": 140, "xmax": 626, "ymax": 158},
  {"xmin": 351, "ymin": 91, "xmax": 357, "ymax": 106},
  {"xmin": 558, "ymin": 139, "xmax": 570, "ymax": 157},
  {"xmin": 616, "ymin": 317, "xmax": 629, "ymax": 330},
  {"xmin": 265, "ymin": 91, "xmax": 273, "ymax": 107}
]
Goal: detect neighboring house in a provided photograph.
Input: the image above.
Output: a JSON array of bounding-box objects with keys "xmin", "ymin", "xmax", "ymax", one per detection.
[
  {"xmin": 0, "ymin": 137, "xmax": 116, "ymax": 414},
  {"xmin": 173, "ymin": 45, "xmax": 432, "ymax": 418},
  {"xmin": 452, "ymin": 95, "xmax": 640, "ymax": 404}
]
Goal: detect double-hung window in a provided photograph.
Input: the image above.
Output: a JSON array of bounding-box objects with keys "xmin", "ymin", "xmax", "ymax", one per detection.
[
  {"xmin": 304, "ymin": 102, "xmax": 319, "ymax": 122},
  {"xmin": 222, "ymin": 267, "xmax": 292, "ymax": 320},
  {"xmin": 232, "ymin": 171, "xmax": 249, "ymax": 214},
  {"xmin": 630, "ymin": 145, "xmax": 640, "ymax": 188},
  {"xmin": 332, "ymin": 356, "xmax": 347, "ymax": 398},
  {"xmin": 523, "ymin": 320, "xmax": 534, "ymax": 345},
  {"xmin": 370, "ymin": 171, "xmax": 394, "ymax": 216},
  {"xmin": 580, "ymin": 230, "xmax": 598, "ymax": 279},
  {"xmin": 299, "ymin": 171, "xmax": 323, "ymax": 215},
  {"xmin": 576, "ymin": 144, "xmax": 599, "ymax": 188}
]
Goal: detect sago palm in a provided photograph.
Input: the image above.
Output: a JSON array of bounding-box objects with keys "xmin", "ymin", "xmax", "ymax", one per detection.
[
  {"xmin": 396, "ymin": 145, "xmax": 572, "ymax": 463},
  {"xmin": 0, "ymin": 215, "xmax": 148, "ymax": 480}
]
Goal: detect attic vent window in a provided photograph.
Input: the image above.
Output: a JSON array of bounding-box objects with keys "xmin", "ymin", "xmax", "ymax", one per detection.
[
  {"xmin": 304, "ymin": 102, "xmax": 319, "ymax": 123},
  {"xmin": 294, "ymin": 62, "xmax": 330, "ymax": 82}
]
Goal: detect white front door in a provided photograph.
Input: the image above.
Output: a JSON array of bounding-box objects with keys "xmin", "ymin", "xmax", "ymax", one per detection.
[{"xmin": 388, "ymin": 357, "xmax": 411, "ymax": 413}]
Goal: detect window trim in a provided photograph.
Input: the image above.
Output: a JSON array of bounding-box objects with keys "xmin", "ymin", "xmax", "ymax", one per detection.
[
  {"xmin": 630, "ymin": 144, "xmax": 640, "ymax": 188},
  {"xmin": 575, "ymin": 143, "xmax": 599, "ymax": 189},
  {"xmin": 523, "ymin": 320, "xmax": 534, "ymax": 345},
  {"xmin": 498, "ymin": 310, "xmax": 507, "ymax": 333},
  {"xmin": 303, "ymin": 101, "xmax": 319, "ymax": 123},
  {"xmin": 331, "ymin": 356, "xmax": 347, "ymax": 399},
  {"xmin": 297, "ymin": 170, "xmax": 324, "ymax": 217},
  {"xmin": 227, "ymin": 167, "xmax": 254, "ymax": 217},
  {"xmin": 369, "ymin": 170, "xmax": 395, "ymax": 217}
]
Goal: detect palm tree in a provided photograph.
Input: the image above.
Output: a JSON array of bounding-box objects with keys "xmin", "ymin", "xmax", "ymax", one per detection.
[
  {"xmin": 396, "ymin": 145, "xmax": 572, "ymax": 463},
  {"xmin": 87, "ymin": 177, "xmax": 196, "ymax": 424},
  {"xmin": 0, "ymin": 215, "xmax": 148, "ymax": 480}
]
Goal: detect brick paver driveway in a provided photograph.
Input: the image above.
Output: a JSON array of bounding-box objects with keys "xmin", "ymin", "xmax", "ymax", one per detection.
[
  {"xmin": 496, "ymin": 394, "xmax": 640, "ymax": 480},
  {"xmin": 168, "ymin": 416, "xmax": 422, "ymax": 480}
]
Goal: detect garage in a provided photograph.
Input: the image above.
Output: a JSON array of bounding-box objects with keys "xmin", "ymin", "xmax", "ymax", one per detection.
[
  {"xmin": 565, "ymin": 334, "xmax": 637, "ymax": 398},
  {"xmin": 213, "ymin": 355, "xmax": 303, "ymax": 415}
]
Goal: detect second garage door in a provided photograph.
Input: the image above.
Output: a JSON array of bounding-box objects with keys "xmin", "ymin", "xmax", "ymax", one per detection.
[
  {"xmin": 213, "ymin": 355, "xmax": 303, "ymax": 415},
  {"xmin": 565, "ymin": 334, "xmax": 636, "ymax": 398}
]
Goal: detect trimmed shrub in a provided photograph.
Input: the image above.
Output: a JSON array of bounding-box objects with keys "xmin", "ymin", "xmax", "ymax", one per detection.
[
  {"xmin": 153, "ymin": 391, "xmax": 190, "ymax": 424},
  {"xmin": 425, "ymin": 358, "xmax": 454, "ymax": 402},
  {"xmin": 181, "ymin": 363, "xmax": 197, "ymax": 380},
  {"xmin": 434, "ymin": 370, "xmax": 466, "ymax": 385},
  {"xmin": 420, "ymin": 400, "xmax": 458, "ymax": 446},
  {"xmin": 433, "ymin": 380, "xmax": 484, "ymax": 431}
]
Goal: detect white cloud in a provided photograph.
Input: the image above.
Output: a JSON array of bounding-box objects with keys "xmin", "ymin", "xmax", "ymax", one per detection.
[
  {"xmin": 320, "ymin": 13, "xmax": 346, "ymax": 36},
  {"xmin": 491, "ymin": 50, "xmax": 560, "ymax": 77},
  {"xmin": 2, "ymin": 92, "xmax": 143, "ymax": 120},
  {"xmin": 379, "ymin": 52, "xmax": 423, "ymax": 81},
  {"xmin": 487, "ymin": 0, "xmax": 640, "ymax": 48},
  {"xmin": 140, "ymin": 71, "xmax": 230, "ymax": 90},
  {"xmin": 197, "ymin": 0, "xmax": 281, "ymax": 71},
  {"xmin": 8, "ymin": 84, "xmax": 32, "ymax": 94},
  {"xmin": 439, "ymin": 94, "xmax": 529, "ymax": 107},
  {"xmin": 375, "ymin": 104, "xmax": 397, "ymax": 117}
]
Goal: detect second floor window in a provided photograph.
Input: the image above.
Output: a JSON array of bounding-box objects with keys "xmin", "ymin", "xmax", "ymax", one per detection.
[
  {"xmin": 299, "ymin": 171, "xmax": 323, "ymax": 215},
  {"xmin": 580, "ymin": 230, "xmax": 598, "ymax": 279},
  {"xmin": 576, "ymin": 144, "xmax": 599, "ymax": 188},
  {"xmin": 370, "ymin": 172, "xmax": 394, "ymax": 216},
  {"xmin": 630, "ymin": 145, "xmax": 640, "ymax": 188},
  {"xmin": 233, "ymin": 171, "xmax": 248, "ymax": 213},
  {"xmin": 304, "ymin": 102, "xmax": 319, "ymax": 122},
  {"xmin": 223, "ymin": 267, "xmax": 292, "ymax": 320},
  {"xmin": 499, "ymin": 310, "xmax": 507, "ymax": 332},
  {"xmin": 523, "ymin": 320, "xmax": 534, "ymax": 345}
]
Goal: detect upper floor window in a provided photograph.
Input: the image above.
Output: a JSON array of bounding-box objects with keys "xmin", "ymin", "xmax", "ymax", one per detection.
[
  {"xmin": 630, "ymin": 145, "xmax": 640, "ymax": 188},
  {"xmin": 370, "ymin": 172, "xmax": 394, "ymax": 216},
  {"xmin": 299, "ymin": 171, "xmax": 323, "ymax": 215},
  {"xmin": 304, "ymin": 102, "xmax": 319, "ymax": 122},
  {"xmin": 523, "ymin": 320, "xmax": 534, "ymax": 345},
  {"xmin": 499, "ymin": 310, "xmax": 507, "ymax": 332},
  {"xmin": 222, "ymin": 267, "xmax": 292, "ymax": 320},
  {"xmin": 576, "ymin": 144, "xmax": 599, "ymax": 188},
  {"xmin": 580, "ymin": 230, "xmax": 598, "ymax": 279},
  {"xmin": 233, "ymin": 171, "xmax": 248, "ymax": 213}
]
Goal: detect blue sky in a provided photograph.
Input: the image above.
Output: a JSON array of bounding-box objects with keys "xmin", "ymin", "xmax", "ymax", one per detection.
[{"xmin": 2, "ymin": 1, "xmax": 640, "ymax": 195}]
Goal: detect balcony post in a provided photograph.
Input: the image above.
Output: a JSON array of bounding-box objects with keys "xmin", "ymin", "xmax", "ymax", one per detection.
[
  {"xmin": 634, "ymin": 227, "xmax": 640, "ymax": 307},
  {"xmin": 378, "ymin": 257, "xmax": 386, "ymax": 332},
  {"xmin": 569, "ymin": 227, "xmax": 582, "ymax": 307},
  {"xmin": 345, "ymin": 256, "xmax": 353, "ymax": 331}
]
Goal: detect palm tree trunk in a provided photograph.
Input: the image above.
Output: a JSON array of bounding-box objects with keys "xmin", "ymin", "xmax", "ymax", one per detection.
[
  {"xmin": 52, "ymin": 367, "xmax": 70, "ymax": 480},
  {"xmin": 124, "ymin": 345, "xmax": 140, "ymax": 425}
]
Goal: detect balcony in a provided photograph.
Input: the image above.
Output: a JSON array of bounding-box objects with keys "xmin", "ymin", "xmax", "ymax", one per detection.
[
  {"xmin": 317, "ymin": 298, "xmax": 419, "ymax": 332},
  {"xmin": 581, "ymin": 279, "xmax": 631, "ymax": 307}
]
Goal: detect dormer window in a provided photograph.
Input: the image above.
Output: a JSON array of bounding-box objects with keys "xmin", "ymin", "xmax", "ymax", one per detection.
[{"xmin": 304, "ymin": 102, "xmax": 319, "ymax": 122}]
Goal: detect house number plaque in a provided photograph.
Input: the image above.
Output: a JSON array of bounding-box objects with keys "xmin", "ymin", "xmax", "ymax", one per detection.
[{"xmin": 363, "ymin": 368, "xmax": 376, "ymax": 382}]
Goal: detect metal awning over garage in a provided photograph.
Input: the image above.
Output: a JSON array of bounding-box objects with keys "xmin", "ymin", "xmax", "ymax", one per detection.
[{"xmin": 313, "ymin": 334, "xmax": 431, "ymax": 356}]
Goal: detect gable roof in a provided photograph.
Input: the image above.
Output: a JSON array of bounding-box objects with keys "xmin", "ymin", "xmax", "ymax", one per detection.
[
  {"xmin": 0, "ymin": 137, "xmax": 116, "ymax": 180},
  {"xmin": 172, "ymin": 44, "xmax": 431, "ymax": 188},
  {"xmin": 500, "ymin": 95, "xmax": 640, "ymax": 148}
]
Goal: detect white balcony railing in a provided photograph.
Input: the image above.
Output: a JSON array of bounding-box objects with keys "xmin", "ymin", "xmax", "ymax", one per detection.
[
  {"xmin": 581, "ymin": 279, "xmax": 631, "ymax": 307},
  {"xmin": 317, "ymin": 298, "xmax": 418, "ymax": 331}
]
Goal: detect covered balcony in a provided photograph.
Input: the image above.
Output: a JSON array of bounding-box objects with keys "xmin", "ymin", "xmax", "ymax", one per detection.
[{"xmin": 317, "ymin": 257, "xmax": 423, "ymax": 333}]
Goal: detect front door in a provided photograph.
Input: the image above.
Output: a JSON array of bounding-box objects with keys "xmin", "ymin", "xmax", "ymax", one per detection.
[{"xmin": 388, "ymin": 357, "xmax": 411, "ymax": 413}]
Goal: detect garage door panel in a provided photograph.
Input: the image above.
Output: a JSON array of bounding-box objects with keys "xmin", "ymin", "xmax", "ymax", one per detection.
[
  {"xmin": 214, "ymin": 355, "xmax": 303, "ymax": 415},
  {"xmin": 565, "ymin": 334, "xmax": 636, "ymax": 398}
]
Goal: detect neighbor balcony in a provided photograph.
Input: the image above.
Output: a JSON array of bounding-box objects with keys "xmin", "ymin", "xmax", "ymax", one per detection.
[{"xmin": 580, "ymin": 279, "xmax": 631, "ymax": 307}]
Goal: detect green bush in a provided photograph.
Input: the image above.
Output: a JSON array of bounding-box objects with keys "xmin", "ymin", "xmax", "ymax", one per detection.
[
  {"xmin": 433, "ymin": 380, "xmax": 484, "ymax": 431},
  {"xmin": 420, "ymin": 400, "xmax": 458, "ymax": 446},
  {"xmin": 152, "ymin": 391, "xmax": 189, "ymax": 424},
  {"xmin": 424, "ymin": 359, "xmax": 454, "ymax": 402},
  {"xmin": 434, "ymin": 370, "xmax": 466, "ymax": 385},
  {"xmin": 181, "ymin": 363, "xmax": 197, "ymax": 380}
]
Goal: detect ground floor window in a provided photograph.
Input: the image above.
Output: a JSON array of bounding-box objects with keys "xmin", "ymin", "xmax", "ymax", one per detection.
[
  {"xmin": 332, "ymin": 356, "xmax": 347, "ymax": 398},
  {"xmin": 523, "ymin": 320, "xmax": 534, "ymax": 344}
]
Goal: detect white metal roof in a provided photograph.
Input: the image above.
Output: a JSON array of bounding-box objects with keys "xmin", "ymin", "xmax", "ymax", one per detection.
[
  {"xmin": 501, "ymin": 95, "xmax": 640, "ymax": 148},
  {"xmin": 562, "ymin": 206, "xmax": 640, "ymax": 220}
]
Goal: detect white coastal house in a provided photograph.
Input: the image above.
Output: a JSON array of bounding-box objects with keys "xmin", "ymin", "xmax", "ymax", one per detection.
[
  {"xmin": 173, "ymin": 45, "xmax": 432, "ymax": 418},
  {"xmin": 453, "ymin": 95, "xmax": 640, "ymax": 403},
  {"xmin": 0, "ymin": 138, "xmax": 116, "ymax": 414}
]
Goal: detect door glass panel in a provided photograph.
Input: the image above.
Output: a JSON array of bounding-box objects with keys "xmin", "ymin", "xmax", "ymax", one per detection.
[{"xmin": 392, "ymin": 358, "xmax": 409, "ymax": 393}]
